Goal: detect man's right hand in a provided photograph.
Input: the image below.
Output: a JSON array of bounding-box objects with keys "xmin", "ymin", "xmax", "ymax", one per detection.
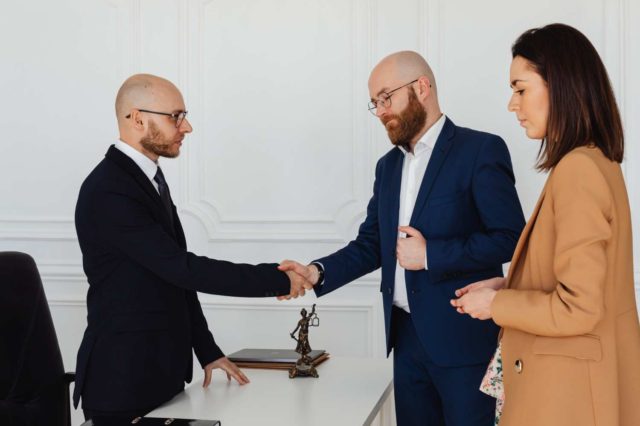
[{"xmin": 278, "ymin": 260, "xmax": 318, "ymax": 300}]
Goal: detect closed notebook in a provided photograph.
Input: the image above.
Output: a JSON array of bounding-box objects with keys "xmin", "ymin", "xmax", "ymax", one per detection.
[{"xmin": 228, "ymin": 348, "xmax": 325, "ymax": 363}]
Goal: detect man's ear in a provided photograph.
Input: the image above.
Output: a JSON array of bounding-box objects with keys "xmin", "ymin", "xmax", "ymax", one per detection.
[
  {"xmin": 417, "ymin": 76, "xmax": 432, "ymax": 100},
  {"xmin": 129, "ymin": 109, "xmax": 145, "ymax": 130}
]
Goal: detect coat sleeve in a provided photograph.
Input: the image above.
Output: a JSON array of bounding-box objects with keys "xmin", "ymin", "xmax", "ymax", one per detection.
[
  {"xmin": 426, "ymin": 136, "xmax": 525, "ymax": 273},
  {"xmin": 186, "ymin": 291, "xmax": 225, "ymax": 367},
  {"xmin": 88, "ymin": 185, "xmax": 290, "ymax": 298},
  {"xmin": 492, "ymin": 151, "xmax": 612, "ymax": 336}
]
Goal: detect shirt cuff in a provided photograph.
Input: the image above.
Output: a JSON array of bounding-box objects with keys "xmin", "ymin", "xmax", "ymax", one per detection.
[{"xmin": 310, "ymin": 262, "xmax": 326, "ymax": 286}]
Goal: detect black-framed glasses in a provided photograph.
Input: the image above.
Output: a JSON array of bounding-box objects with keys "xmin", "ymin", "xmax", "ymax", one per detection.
[
  {"xmin": 367, "ymin": 79, "xmax": 419, "ymax": 116},
  {"xmin": 126, "ymin": 109, "xmax": 188, "ymax": 128}
]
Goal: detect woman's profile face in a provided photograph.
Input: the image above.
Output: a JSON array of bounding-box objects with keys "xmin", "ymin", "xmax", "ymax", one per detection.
[{"xmin": 508, "ymin": 55, "xmax": 550, "ymax": 140}]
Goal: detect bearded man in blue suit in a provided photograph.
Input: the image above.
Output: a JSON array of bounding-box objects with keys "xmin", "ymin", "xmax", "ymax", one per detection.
[{"xmin": 280, "ymin": 51, "xmax": 525, "ymax": 426}]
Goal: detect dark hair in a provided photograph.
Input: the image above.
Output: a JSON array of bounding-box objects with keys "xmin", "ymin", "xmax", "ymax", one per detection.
[{"xmin": 512, "ymin": 23, "xmax": 624, "ymax": 170}]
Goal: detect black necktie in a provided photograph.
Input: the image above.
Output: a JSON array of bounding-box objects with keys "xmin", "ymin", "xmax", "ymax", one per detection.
[{"xmin": 154, "ymin": 167, "xmax": 174, "ymax": 224}]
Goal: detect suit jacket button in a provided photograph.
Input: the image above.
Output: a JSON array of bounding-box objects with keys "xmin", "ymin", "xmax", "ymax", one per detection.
[
  {"xmin": 514, "ymin": 359, "xmax": 523, "ymax": 374},
  {"xmin": 388, "ymin": 288, "xmax": 392, "ymax": 294}
]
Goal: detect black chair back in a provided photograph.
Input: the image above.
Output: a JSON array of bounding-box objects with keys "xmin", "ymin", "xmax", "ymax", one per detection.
[{"xmin": 0, "ymin": 251, "xmax": 71, "ymax": 426}]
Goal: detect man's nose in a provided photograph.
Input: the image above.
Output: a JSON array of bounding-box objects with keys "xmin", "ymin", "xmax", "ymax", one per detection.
[
  {"xmin": 180, "ymin": 118, "xmax": 193, "ymax": 133},
  {"xmin": 376, "ymin": 103, "xmax": 388, "ymax": 118}
]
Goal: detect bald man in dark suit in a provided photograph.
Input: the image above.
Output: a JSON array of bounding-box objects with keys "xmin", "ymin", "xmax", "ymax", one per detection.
[{"xmin": 74, "ymin": 74, "xmax": 311, "ymax": 422}]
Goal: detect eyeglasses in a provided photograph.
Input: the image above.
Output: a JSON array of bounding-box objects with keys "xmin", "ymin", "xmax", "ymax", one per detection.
[
  {"xmin": 126, "ymin": 109, "xmax": 188, "ymax": 128},
  {"xmin": 367, "ymin": 79, "xmax": 419, "ymax": 116}
]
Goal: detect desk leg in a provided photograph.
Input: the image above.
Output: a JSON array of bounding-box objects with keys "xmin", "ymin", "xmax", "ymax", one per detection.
[{"xmin": 371, "ymin": 388, "xmax": 396, "ymax": 426}]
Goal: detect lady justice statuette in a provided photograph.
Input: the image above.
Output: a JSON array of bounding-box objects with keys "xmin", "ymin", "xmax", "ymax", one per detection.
[{"xmin": 289, "ymin": 304, "xmax": 320, "ymax": 378}]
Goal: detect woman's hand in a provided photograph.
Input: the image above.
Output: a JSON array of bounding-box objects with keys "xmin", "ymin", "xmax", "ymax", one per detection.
[
  {"xmin": 450, "ymin": 287, "xmax": 498, "ymax": 320},
  {"xmin": 450, "ymin": 276, "xmax": 505, "ymax": 320},
  {"xmin": 454, "ymin": 277, "xmax": 506, "ymax": 298}
]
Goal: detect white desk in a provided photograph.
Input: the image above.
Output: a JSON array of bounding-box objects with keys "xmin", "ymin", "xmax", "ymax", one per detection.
[{"xmin": 147, "ymin": 357, "xmax": 394, "ymax": 426}]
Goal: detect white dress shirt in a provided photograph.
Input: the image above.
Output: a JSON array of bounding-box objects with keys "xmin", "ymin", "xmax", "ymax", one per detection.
[
  {"xmin": 393, "ymin": 113, "xmax": 446, "ymax": 313},
  {"xmin": 114, "ymin": 140, "xmax": 160, "ymax": 194}
]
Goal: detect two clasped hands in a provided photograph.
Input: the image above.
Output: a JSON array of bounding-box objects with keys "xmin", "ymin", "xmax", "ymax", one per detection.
[
  {"xmin": 450, "ymin": 276, "xmax": 506, "ymax": 320},
  {"xmin": 278, "ymin": 225, "xmax": 506, "ymax": 320}
]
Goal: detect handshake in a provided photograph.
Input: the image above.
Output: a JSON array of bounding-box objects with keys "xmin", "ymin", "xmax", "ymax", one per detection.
[
  {"xmin": 276, "ymin": 225, "xmax": 429, "ymax": 300},
  {"xmin": 278, "ymin": 260, "xmax": 320, "ymax": 300}
]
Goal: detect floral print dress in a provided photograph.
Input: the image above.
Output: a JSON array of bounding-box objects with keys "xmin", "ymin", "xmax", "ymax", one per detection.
[{"xmin": 480, "ymin": 342, "xmax": 504, "ymax": 425}]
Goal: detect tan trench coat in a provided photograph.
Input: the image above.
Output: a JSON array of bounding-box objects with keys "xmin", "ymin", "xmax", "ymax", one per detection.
[{"xmin": 492, "ymin": 146, "xmax": 640, "ymax": 426}]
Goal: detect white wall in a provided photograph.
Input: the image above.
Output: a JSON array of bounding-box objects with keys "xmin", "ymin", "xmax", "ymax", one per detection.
[{"xmin": 1, "ymin": 1, "xmax": 638, "ymax": 424}]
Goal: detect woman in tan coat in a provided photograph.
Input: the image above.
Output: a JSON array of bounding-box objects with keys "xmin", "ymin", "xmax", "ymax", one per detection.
[{"xmin": 452, "ymin": 23, "xmax": 640, "ymax": 426}]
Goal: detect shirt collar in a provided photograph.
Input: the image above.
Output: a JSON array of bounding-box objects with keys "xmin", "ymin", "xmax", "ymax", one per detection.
[
  {"xmin": 114, "ymin": 140, "xmax": 158, "ymax": 182},
  {"xmin": 399, "ymin": 113, "xmax": 447, "ymax": 156}
]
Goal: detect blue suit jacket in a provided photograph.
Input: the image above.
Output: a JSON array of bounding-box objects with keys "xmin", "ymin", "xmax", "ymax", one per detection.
[
  {"xmin": 73, "ymin": 146, "xmax": 290, "ymax": 412},
  {"xmin": 315, "ymin": 118, "xmax": 525, "ymax": 366}
]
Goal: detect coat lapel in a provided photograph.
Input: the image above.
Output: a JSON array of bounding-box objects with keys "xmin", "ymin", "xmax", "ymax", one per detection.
[
  {"xmin": 105, "ymin": 145, "xmax": 173, "ymax": 227},
  {"xmin": 386, "ymin": 149, "xmax": 404, "ymax": 236},
  {"xmin": 505, "ymin": 177, "xmax": 550, "ymax": 288},
  {"xmin": 409, "ymin": 117, "xmax": 455, "ymax": 225}
]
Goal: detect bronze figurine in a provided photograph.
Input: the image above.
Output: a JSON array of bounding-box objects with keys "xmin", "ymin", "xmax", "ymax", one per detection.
[{"xmin": 289, "ymin": 304, "xmax": 320, "ymax": 378}]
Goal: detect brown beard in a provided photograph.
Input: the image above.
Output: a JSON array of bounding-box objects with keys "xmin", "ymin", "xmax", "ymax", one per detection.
[
  {"xmin": 382, "ymin": 88, "xmax": 427, "ymax": 151},
  {"xmin": 140, "ymin": 121, "xmax": 180, "ymax": 158}
]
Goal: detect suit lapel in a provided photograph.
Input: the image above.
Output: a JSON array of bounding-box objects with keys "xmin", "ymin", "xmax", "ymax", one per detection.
[
  {"xmin": 505, "ymin": 177, "xmax": 550, "ymax": 288},
  {"xmin": 386, "ymin": 149, "xmax": 404, "ymax": 236},
  {"xmin": 105, "ymin": 145, "xmax": 174, "ymax": 229},
  {"xmin": 409, "ymin": 117, "xmax": 455, "ymax": 225}
]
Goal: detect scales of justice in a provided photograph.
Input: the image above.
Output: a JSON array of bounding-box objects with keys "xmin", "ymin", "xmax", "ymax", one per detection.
[{"xmin": 289, "ymin": 304, "xmax": 320, "ymax": 378}]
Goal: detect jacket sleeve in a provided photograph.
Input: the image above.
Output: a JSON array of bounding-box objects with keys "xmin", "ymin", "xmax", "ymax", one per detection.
[
  {"xmin": 187, "ymin": 291, "xmax": 225, "ymax": 367},
  {"xmin": 491, "ymin": 151, "xmax": 611, "ymax": 336},
  {"xmin": 426, "ymin": 136, "xmax": 525, "ymax": 273},
  {"xmin": 314, "ymin": 158, "xmax": 383, "ymax": 296},
  {"xmin": 88, "ymin": 185, "xmax": 290, "ymax": 298}
]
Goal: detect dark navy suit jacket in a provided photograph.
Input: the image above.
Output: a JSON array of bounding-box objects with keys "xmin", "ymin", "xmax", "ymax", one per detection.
[
  {"xmin": 73, "ymin": 146, "xmax": 290, "ymax": 413},
  {"xmin": 315, "ymin": 118, "xmax": 525, "ymax": 366}
]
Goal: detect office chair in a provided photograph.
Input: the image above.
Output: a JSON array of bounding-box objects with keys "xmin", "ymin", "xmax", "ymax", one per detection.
[{"xmin": 0, "ymin": 251, "xmax": 75, "ymax": 426}]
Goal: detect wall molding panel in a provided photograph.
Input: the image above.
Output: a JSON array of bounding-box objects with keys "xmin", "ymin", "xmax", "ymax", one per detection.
[
  {"xmin": 0, "ymin": 0, "xmax": 138, "ymax": 242},
  {"xmin": 0, "ymin": 218, "xmax": 76, "ymax": 241},
  {"xmin": 178, "ymin": 0, "xmax": 376, "ymax": 243}
]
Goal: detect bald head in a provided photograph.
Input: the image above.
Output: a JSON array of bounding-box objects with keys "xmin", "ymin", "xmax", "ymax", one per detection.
[
  {"xmin": 369, "ymin": 50, "xmax": 437, "ymax": 93},
  {"xmin": 115, "ymin": 74, "xmax": 182, "ymax": 124}
]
